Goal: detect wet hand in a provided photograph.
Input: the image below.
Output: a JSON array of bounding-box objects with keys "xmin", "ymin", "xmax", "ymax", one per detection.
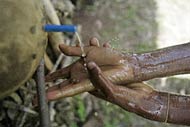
[
  {"xmin": 87, "ymin": 61, "xmax": 154, "ymax": 104},
  {"xmin": 45, "ymin": 37, "xmax": 126, "ymax": 84},
  {"xmin": 87, "ymin": 62, "xmax": 169, "ymax": 122},
  {"xmin": 59, "ymin": 37, "xmax": 125, "ymax": 66}
]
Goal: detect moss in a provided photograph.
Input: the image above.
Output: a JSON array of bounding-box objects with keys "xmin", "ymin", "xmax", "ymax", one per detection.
[{"xmin": 75, "ymin": 96, "xmax": 87, "ymax": 122}]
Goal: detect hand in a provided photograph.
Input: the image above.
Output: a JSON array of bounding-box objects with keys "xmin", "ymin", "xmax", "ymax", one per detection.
[
  {"xmin": 87, "ymin": 62, "xmax": 190, "ymax": 125},
  {"xmin": 44, "ymin": 38, "xmax": 190, "ymax": 125},
  {"xmin": 86, "ymin": 61, "xmax": 168, "ymax": 123},
  {"xmin": 59, "ymin": 37, "xmax": 125, "ymax": 66},
  {"xmin": 46, "ymin": 37, "xmax": 125, "ymax": 83},
  {"xmin": 45, "ymin": 37, "xmax": 128, "ymax": 100}
]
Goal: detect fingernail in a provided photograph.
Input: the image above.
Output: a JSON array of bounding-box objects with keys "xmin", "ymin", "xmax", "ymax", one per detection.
[{"xmin": 90, "ymin": 37, "xmax": 100, "ymax": 46}]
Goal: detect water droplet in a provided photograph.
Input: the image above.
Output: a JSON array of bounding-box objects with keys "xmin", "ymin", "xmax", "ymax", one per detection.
[
  {"xmin": 76, "ymin": 32, "xmax": 85, "ymax": 56},
  {"xmin": 82, "ymin": 53, "xmax": 86, "ymax": 57},
  {"xmin": 76, "ymin": 32, "xmax": 87, "ymax": 69}
]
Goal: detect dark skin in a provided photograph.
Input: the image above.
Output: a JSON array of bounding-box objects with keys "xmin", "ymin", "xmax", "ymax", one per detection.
[
  {"xmin": 45, "ymin": 38, "xmax": 190, "ymax": 125},
  {"xmin": 87, "ymin": 62, "xmax": 190, "ymax": 125},
  {"xmin": 46, "ymin": 38, "xmax": 190, "ymax": 85},
  {"xmin": 45, "ymin": 38, "xmax": 130, "ymax": 100},
  {"xmin": 46, "ymin": 37, "xmax": 125, "ymax": 83}
]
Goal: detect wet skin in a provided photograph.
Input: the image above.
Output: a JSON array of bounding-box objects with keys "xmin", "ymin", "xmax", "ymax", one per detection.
[
  {"xmin": 87, "ymin": 62, "xmax": 190, "ymax": 125},
  {"xmin": 45, "ymin": 38, "xmax": 190, "ymax": 125}
]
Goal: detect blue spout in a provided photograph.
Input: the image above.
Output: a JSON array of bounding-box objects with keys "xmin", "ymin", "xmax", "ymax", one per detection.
[{"xmin": 44, "ymin": 24, "xmax": 77, "ymax": 32}]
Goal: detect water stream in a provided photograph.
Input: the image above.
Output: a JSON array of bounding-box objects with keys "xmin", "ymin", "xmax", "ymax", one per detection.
[
  {"xmin": 76, "ymin": 32, "xmax": 86, "ymax": 57},
  {"xmin": 75, "ymin": 32, "xmax": 87, "ymax": 68}
]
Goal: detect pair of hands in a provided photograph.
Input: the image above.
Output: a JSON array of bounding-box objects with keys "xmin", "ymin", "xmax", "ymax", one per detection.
[
  {"xmin": 45, "ymin": 39, "xmax": 190, "ymax": 125},
  {"xmin": 45, "ymin": 38, "xmax": 163, "ymax": 119}
]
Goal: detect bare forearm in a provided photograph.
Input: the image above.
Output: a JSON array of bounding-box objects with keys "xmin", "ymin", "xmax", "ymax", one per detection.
[
  {"xmin": 124, "ymin": 42, "xmax": 190, "ymax": 82},
  {"xmin": 115, "ymin": 90, "xmax": 190, "ymax": 125},
  {"xmin": 166, "ymin": 93, "xmax": 190, "ymax": 125}
]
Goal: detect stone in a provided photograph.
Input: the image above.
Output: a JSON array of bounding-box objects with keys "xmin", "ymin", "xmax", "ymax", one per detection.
[{"xmin": 0, "ymin": 0, "xmax": 47, "ymax": 98}]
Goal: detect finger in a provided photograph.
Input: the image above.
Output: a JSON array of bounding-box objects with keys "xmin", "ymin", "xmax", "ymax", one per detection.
[
  {"xmin": 103, "ymin": 42, "xmax": 111, "ymax": 48},
  {"xmin": 45, "ymin": 65, "xmax": 71, "ymax": 82},
  {"xmin": 59, "ymin": 44, "xmax": 92, "ymax": 56},
  {"xmin": 87, "ymin": 62, "xmax": 115, "ymax": 97},
  {"xmin": 127, "ymin": 83, "xmax": 154, "ymax": 93},
  {"xmin": 59, "ymin": 44, "xmax": 82, "ymax": 56},
  {"xmin": 89, "ymin": 37, "xmax": 100, "ymax": 47},
  {"xmin": 46, "ymin": 82, "xmax": 74, "ymax": 101},
  {"xmin": 47, "ymin": 80, "xmax": 70, "ymax": 92},
  {"xmin": 46, "ymin": 80, "xmax": 92, "ymax": 101},
  {"xmin": 33, "ymin": 79, "xmax": 71, "ymax": 106}
]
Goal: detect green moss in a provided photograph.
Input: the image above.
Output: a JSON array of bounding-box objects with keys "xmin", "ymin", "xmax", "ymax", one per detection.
[
  {"xmin": 70, "ymin": 122, "xmax": 78, "ymax": 127},
  {"xmin": 75, "ymin": 96, "xmax": 87, "ymax": 122}
]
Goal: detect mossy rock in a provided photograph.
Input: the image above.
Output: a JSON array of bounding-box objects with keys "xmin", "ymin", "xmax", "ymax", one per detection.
[{"xmin": 0, "ymin": 0, "xmax": 47, "ymax": 98}]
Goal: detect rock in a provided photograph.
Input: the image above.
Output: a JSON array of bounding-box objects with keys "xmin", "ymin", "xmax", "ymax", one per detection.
[{"xmin": 0, "ymin": 0, "xmax": 47, "ymax": 98}]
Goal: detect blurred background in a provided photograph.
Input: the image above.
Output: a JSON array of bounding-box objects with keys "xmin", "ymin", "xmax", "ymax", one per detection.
[
  {"xmin": 1, "ymin": 0, "xmax": 190, "ymax": 127},
  {"xmin": 71, "ymin": 1, "xmax": 190, "ymax": 126}
]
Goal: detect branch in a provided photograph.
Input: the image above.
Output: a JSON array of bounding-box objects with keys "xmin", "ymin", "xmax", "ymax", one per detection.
[{"xmin": 36, "ymin": 59, "xmax": 50, "ymax": 127}]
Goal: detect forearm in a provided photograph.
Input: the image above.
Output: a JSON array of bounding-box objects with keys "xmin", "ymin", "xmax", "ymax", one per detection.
[
  {"xmin": 124, "ymin": 42, "xmax": 190, "ymax": 82},
  {"xmin": 166, "ymin": 93, "xmax": 190, "ymax": 125},
  {"xmin": 145, "ymin": 92, "xmax": 190, "ymax": 125},
  {"xmin": 116, "ymin": 89, "xmax": 190, "ymax": 125}
]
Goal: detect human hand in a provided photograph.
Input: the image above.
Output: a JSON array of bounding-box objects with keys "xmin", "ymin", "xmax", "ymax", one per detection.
[
  {"xmin": 45, "ymin": 37, "xmax": 131, "ymax": 100},
  {"xmin": 45, "ymin": 37, "xmax": 126, "ymax": 83},
  {"xmin": 59, "ymin": 37, "xmax": 125, "ymax": 66},
  {"xmin": 86, "ymin": 61, "xmax": 169, "ymax": 123},
  {"xmin": 87, "ymin": 61, "xmax": 190, "ymax": 125},
  {"xmin": 44, "ymin": 38, "xmax": 190, "ymax": 125}
]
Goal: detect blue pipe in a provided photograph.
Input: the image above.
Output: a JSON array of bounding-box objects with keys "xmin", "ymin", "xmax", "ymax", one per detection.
[{"xmin": 44, "ymin": 24, "xmax": 77, "ymax": 32}]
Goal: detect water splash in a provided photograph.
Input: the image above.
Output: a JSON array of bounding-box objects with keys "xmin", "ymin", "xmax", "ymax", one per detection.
[
  {"xmin": 75, "ymin": 32, "xmax": 86, "ymax": 57},
  {"xmin": 108, "ymin": 36, "xmax": 120, "ymax": 43},
  {"xmin": 75, "ymin": 32, "xmax": 87, "ymax": 69}
]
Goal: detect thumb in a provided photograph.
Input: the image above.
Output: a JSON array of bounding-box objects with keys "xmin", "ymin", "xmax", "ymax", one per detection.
[{"xmin": 87, "ymin": 62, "xmax": 115, "ymax": 97}]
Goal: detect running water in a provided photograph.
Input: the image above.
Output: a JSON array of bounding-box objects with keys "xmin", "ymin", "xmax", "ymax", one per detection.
[
  {"xmin": 75, "ymin": 32, "xmax": 87, "ymax": 68},
  {"xmin": 76, "ymin": 32, "xmax": 86, "ymax": 57}
]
